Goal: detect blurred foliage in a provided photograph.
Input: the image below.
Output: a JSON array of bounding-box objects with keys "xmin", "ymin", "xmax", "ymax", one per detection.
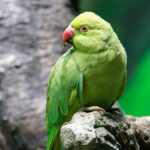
[
  {"xmin": 120, "ymin": 47, "xmax": 150, "ymax": 116},
  {"xmin": 78, "ymin": 0, "xmax": 150, "ymax": 116}
]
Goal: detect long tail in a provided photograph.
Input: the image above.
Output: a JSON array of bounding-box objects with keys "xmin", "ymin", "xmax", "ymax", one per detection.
[{"xmin": 47, "ymin": 126, "xmax": 59, "ymax": 150}]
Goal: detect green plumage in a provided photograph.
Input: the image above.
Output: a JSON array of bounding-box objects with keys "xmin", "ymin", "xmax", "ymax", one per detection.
[{"xmin": 46, "ymin": 12, "xmax": 127, "ymax": 150}]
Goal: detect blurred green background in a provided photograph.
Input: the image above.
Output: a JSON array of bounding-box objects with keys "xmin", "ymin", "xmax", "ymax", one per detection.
[{"xmin": 78, "ymin": 0, "xmax": 150, "ymax": 116}]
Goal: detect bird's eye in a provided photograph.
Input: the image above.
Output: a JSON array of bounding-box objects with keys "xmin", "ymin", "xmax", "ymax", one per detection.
[{"xmin": 80, "ymin": 25, "xmax": 88, "ymax": 33}]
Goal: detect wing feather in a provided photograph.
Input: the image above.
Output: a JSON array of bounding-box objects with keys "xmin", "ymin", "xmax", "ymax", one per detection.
[
  {"xmin": 46, "ymin": 48, "xmax": 82, "ymax": 131},
  {"xmin": 46, "ymin": 48, "xmax": 83, "ymax": 150}
]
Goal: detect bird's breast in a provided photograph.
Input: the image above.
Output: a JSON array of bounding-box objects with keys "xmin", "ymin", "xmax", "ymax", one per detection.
[{"xmin": 72, "ymin": 51, "xmax": 125, "ymax": 109}]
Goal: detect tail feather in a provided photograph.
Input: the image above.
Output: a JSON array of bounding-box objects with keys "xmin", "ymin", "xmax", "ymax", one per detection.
[{"xmin": 47, "ymin": 126, "xmax": 59, "ymax": 150}]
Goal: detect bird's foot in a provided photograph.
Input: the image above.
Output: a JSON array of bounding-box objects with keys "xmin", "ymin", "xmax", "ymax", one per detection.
[{"xmin": 82, "ymin": 106, "xmax": 106, "ymax": 112}]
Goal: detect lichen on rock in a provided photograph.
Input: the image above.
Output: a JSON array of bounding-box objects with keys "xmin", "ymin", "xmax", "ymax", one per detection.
[{"xmin": 60, "ymin": 108, "xmax": 150, "ymax": 150}]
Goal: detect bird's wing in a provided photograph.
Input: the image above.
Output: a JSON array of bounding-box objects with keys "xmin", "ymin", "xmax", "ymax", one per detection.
[{"xmin": 46, "ymin": 48, "xmax": 82, "ymax": 150}]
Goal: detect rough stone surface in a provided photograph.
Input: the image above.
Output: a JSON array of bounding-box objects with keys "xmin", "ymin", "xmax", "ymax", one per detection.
[
  {"xmin": 0, "ymin": 0, "xmax": 75, "ymax": 149},
  {"xmin": 60, "ymin": 109, "xmax": 150, "ymax": 150}
]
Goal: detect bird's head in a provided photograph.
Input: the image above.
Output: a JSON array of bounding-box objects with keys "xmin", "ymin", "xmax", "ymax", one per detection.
[{"xmin": 63, "ymin": 12, "xmax": 113, "ymax": 53}]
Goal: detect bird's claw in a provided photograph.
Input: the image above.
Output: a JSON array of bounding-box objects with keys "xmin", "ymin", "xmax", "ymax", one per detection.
[{"xmin": 82, "ymin": 106, "xmax": 106, "ymax": 112}]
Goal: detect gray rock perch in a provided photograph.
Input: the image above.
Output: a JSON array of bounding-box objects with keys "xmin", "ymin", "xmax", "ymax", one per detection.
[{"xmin": 60, "ymin": 109, "xmax": 150, "ymax": 150}]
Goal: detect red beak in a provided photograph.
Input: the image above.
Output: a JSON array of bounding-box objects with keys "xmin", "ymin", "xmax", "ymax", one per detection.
[{"xmin": 63, "ymin": 26, "xmax": 75, "ymax": 46}]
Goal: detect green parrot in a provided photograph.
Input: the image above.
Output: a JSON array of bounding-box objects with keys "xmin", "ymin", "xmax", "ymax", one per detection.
[{"xmin": 46, "ymin": 12, "xmax": 127, "ymax": 150}]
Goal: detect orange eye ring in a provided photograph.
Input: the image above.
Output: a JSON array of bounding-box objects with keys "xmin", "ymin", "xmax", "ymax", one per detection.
[{"xmin": 80, "ymin": 25, "xmax": 88, "ymax": 33}]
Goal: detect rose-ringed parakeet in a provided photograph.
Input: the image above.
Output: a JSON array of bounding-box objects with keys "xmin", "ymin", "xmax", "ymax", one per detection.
[{"xmin": 46, "ymin": 12, "xmax": 127, "ymax": 150}]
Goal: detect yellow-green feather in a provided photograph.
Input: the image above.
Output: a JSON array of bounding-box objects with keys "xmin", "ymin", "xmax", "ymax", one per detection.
[
  {"xmin": 46, "ymin": 12, "xmax": 127, "ymax": 150},
  {"xmin": 46, "ymin": 48, "xmax": 82, "ymax": 150}
]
